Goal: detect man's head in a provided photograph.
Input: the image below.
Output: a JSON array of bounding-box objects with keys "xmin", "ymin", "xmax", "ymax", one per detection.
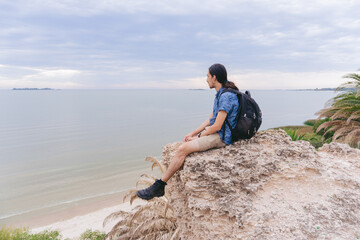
[
  {"xmin": 209, "ymin": 63, "xmax": 227, "ymax": 84},
  {"xmin": 207, "ymin": 63, "xmax": 239, "ymax": 91},
  {"xmin": 207, "ymin": 63, "xmax": 227, "ymax": 89}
]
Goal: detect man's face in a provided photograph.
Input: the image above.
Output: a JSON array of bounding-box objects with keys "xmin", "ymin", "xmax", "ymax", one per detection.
[{"xmin": 206, "ymin": 71, "xmax": 216, "ymax": 88}]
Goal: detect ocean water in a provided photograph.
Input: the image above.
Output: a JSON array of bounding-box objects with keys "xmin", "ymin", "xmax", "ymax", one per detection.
[{"xmin": 0, "ymin": 89, "xmax": 335, "ymax": 225}]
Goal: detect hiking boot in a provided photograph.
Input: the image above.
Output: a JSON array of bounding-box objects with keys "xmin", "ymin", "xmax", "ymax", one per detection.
[{"xmin": 136, "ymin": 179, "xmax": 166, "ymax": 200}]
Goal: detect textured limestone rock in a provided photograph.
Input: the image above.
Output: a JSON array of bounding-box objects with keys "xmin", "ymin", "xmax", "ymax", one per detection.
[{"xmin": 162, "ymin": 129, "xmax": 360, "ymax": 240}]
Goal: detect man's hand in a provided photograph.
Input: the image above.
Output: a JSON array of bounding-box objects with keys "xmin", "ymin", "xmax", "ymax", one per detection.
[
  {"xmin": 184, "ymin": 136, "xmax": 198, "ymax": 142},
  {"xmin": 184, "ymin": 133, "xmax": 195, "ymax": 142}
]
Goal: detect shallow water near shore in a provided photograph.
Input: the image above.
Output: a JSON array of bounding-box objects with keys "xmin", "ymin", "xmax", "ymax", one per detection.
[{"xmin": 0, "ymin": 89, "xmax": 336, "ymax": 226}]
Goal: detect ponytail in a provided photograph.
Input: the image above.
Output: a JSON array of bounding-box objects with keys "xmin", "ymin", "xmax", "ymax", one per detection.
[{"xmin": 224, "ymin": 81, "xmax": 238, "ymax": 91}]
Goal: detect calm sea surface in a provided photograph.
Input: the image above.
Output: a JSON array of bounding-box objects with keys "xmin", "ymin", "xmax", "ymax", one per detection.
[{"xmin": 0, "ymin": 89, "xmax": 335, "ymax": 225}]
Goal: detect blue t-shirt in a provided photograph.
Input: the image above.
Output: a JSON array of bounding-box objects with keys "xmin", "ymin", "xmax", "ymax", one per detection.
[{"xmin": 209, "ymin": 87, "xmax": 239, "ymax": 145}]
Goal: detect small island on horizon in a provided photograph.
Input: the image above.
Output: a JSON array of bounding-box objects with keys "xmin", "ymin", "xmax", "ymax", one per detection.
[
  {"xmin": 290, "ymin": 87, "xmax": 356, "ymax": 91},
  {"xmin": 13, "ymin": 88, "xmax": 55, "ymax": 90}
]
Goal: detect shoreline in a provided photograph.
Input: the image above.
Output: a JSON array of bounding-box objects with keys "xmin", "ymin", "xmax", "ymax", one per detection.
[
  {"xmin": 14, "ymin": 190, "xmax": 129, "ymax": 229},
  {"xmin": 31, "ymin": 197, "xmax": 146, "ymax": 239},
  {"xmin": 1, "ymin": 166, "xmax": 157, "ymax": 229}
]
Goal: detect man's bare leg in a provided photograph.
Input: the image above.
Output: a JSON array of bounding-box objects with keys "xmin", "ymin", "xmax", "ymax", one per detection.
[
  {"xmin": 137, "ymin": 140, "xmax": 200, "ymax": 200},
  {"xmin": 161, "ymin": 140, "xmax": 201, "ymax": 182}
]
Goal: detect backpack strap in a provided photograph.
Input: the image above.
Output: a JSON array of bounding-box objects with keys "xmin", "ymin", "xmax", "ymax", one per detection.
[
  {"xmin": 222, "ymin": 122, "xmax": 226, "ymax": 140},
  {"xmin": 217, "ymin": 88, "xmax": 240, "ymax": 141},
  {"xmin": 223, "ymin": 118, "xmax": 233, "ymax": 141}
]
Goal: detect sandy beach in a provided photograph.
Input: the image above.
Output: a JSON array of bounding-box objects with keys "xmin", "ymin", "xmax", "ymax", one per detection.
[
  {"xmin": 30, "ymin": 196, "xmax": 145, "ymax": 239},
  {"xmin": 0, "ymin": 188, "xmax": 145, "ymax": 239}
]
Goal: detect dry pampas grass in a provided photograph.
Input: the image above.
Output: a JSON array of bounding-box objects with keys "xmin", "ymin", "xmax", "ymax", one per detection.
[{"xmin": 103, "ymin": 156, "xmax": 180, "ymax": 240}]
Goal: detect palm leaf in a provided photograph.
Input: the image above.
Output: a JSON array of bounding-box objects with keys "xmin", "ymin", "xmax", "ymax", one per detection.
[
  {"xmin": 344, "ymin": 128, "xmax": 360, "ymax": 147},
  {"xmin": 139, "ymin": 230, "xmax": 176, "ymax": 240},
  {"xmin": 322, "ymin": 125, "xmax": 341, "ymax": 137},
  {"xmin": 130, "ymin": 217, "xmax": 176, "ymax": 240},
  {"xmin": 316, "ymin": 106, "xmax": 338, "ymax": 119},
  {"xmin": 316, "ymin": 120, "xmax": 344, "ymax": 133},
  {"xmin": 330, "ymin": 112, "xmax": 348, "ymax": 120},
  {"xmin": 104, "ymin": 225, "xmax": 132, "ymax": 240},
  {"xmin": 346, "ymin": 110, "xmax": 360, "ymax": 124},
  {"xmin": 140, "ymin": 173, "xmax": 156, "ymax": 181},
  {"xmin": 332, "ymin": 126, "xmax": 353, "ymax": 141},
  {"xmin": 337, "ymin": 73, "xmax": 360, "ymax": 91},
  {"xmin": 145, "ymin": 156, "xmax": 166, "ymax": 173},
  {"xmin": 136, "ymin": 174, "xmax": 156, "ymax": 188},
  {"xmin": 104, "ymin": 158, "xmax": 178, "ymax": 240},
  {"xmin": 129, "ymin": 201, "xmax": 166, "ymax": 226},
  {"xmin": 136, "ymin": 179, "xmax": 155, "ymax": 188},
  {"xmin": 103, "ymin": 210, "xmax": 131, "ymax": 227},
  {"xmin": 122, "ymin": 189, "xmax": 138, "ymax": 205}
]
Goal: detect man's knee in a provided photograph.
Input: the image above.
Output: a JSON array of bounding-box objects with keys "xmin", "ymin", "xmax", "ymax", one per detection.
[
  {"xmin": 176, "ymin": 144, "xmax": 188, "ymax": 157},
  {"xmin": 176, "ymin": 141, "xmax": 198, "ymax": 157},
  {"xmin": 177, "ymin": 143, "xmax": 189, "ymax": 157}
]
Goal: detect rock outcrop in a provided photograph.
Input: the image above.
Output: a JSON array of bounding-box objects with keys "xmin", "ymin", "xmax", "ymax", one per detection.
[{"xmin": 162, "ymin": 129, "xmax": 360, "ymax": 240}]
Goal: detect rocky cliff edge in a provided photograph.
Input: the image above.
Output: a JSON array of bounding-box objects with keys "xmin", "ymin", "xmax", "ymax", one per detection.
[{"xmin": 162, "ymin": 129, "xmax": 360, "ymax": 240}]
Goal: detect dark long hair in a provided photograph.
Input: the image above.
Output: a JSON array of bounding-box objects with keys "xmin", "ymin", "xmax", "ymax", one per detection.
[{"xmin": 209, "ymin": 63, "xmax": 238, "ymax": 90}]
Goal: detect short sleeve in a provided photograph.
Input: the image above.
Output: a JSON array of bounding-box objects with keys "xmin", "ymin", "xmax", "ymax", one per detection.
[{"xmin": 218, "ymin": 92, "xmax": 237, "ymax": 113}]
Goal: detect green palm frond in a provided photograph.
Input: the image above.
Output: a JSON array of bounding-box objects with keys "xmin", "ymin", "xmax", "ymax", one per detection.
[
  {"xmin": 316, "ymin": 106, "xmax": 338, "ymax": 118},
  {"xmin": 346, "ymin": 110, "xmax": 360, "ymax": 124},
  {"xmin": 284, "ymin": 129, "xmax": 305, "ymax": 141},
  {"xmin": 316, "ymin": 120, "xmax": 343, "ymax": 133},
  {"xmin": 316, "ymin": 71, "xmax": 360, "ymax": 147},
  {"xmin": 336, "ymin": 73, "xmax": 360, "ymax": 91},
  {"xmin": 344, "ymin": 129, "xmax": 360, "ymax": 146},
  {"xmin": 330, "ymin": 108, "xmax": 350, "ymax": 120},
  {"xmin": 332, "ymin": 126, "xmax": 354, "ymax": 141}
]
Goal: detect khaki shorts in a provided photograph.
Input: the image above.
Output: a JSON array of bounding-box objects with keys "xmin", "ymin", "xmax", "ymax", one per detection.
[{"xmin": 196, "ymin": 127, "xmax": 226, "ymax": 152}]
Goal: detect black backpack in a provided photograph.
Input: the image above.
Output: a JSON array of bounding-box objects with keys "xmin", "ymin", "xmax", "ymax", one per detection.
[{"xmin": 219, "ymin": 88, "xmax": 262, "ymax": 141}]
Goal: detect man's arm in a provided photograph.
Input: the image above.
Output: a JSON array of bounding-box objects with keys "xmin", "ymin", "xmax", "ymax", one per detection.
[
  {"xmin": 184, "ymin": 113, "xmax": 213, "ymax": 142},
  {"xmin": 199, "ymin": 110, "xmax": 227, "ymax": 137}
]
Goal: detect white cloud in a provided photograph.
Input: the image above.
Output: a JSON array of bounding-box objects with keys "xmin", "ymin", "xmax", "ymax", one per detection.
[
  {"xmin": 335, "ymin": 18, "xmax": 360, "ymax": 29},
  {"xmin": 111, "ymin": 76, "xmax": 208, "ymax": 89},
  {"xmin": 0, "ymin": 26, "xmax": 31, "ymax": 37},
  {"xmin": 7, "ymin": 0, "xmax": 245, "ymax": 16},
  {"xmin": 1, "ymin": 0, "xmax": 359, "ymax": 89},
  {"xmin": 0, "ymin": 63, "xmax": 355, "ymax": 90},
  {"xmin": 107, "ymin": 69, "xmax": 353, "ymax": 90},
  {"xmin": 23, "ymin": 69, "xmax": 81, "ymax": 80},
  {"xmin": 229, "ymin": 70, "xmax": 350, "ymax": 89},
  {"xmin": 299, "ymin": 24, "xmax": 331, "ymax": 37},
  {"xmin": 8, "ymin": 0, "xmax": 358, "ymax": 16},
  {"xmin": 248, "ymin": 31, "xmax": 289, "ymax": 46},
  {"xmin": 0, "ymin": 65, "xmax": 87, "ymax": 89}
]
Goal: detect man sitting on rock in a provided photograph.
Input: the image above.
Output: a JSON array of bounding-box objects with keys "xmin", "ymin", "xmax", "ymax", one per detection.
[{"xmin": 137, "ymin": 63, "xmax": 240, "ymax": 200}]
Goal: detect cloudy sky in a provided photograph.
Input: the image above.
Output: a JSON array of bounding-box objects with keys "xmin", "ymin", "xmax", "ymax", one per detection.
[{"xmin": 0, "ymin": 0, "xmax": 359, "ymax": 89}]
